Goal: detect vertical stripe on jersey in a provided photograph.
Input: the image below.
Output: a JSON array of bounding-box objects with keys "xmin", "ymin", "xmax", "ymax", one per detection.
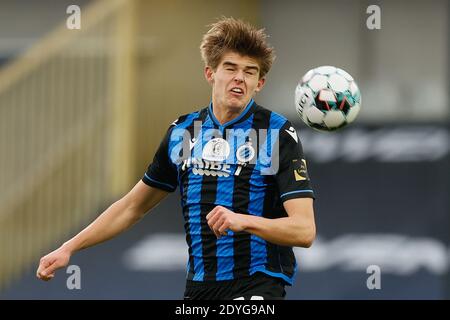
[
  {"xmin": 231, "ymin": 115, "xmax": 256, "ymax": 279},
  {"xmin": 187, "ymin": 201, "xmax": 203, "ymax": 281},
  {"xmin": 261, "ymin": 176, "xmax": 281, "ymax": 274},
  {"xmin": 264, "ymin": 113, "xmax": 291, "ymax": 277},
  {"xmin": 169, "ymin": 111, "xmax": 203, "ymax": 281},
  {"xmin": 199, "ymin": 169, "xmax": 218, "ymax": 278},
  {"xmin": 187, "ymin": 150, "xmax": 204, "ymax": 279},
  {"xmin": 214, "ymin": 158, "xmax": 235, "ymax": 281},
  {"xmin": 247, "ymin": 110, "xmax": 270, "ymax": 275},
  {"xmin": 197, "ymin": 121, "xmax": 219, "ymax": 281},
  {"xmin": 253, "ymin": 109, "xmax": 283, "ymax": 275}
]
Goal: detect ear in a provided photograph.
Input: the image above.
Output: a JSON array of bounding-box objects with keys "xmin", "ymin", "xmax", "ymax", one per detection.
[
  {"xmin": 255, "ymin": 77, "xmax": 266, "ymax": 92},
  {"xmin": 204, "ymin": 66, "xmax": 214, "ymax": 85}
]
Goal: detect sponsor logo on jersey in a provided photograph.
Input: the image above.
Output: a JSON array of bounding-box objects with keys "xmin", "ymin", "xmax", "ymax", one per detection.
[
  {"xmin": 170, "ymin": 123, "xmax": 283, "ymax": 175},
  {"xmin": 181, "ymin": 158, "xmax": 232, "ymax": 177}
]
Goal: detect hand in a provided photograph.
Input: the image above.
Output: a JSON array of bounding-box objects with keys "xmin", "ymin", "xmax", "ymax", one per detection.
[
  {"xmin": 206, "ymin": 206, "xmax": 248, "ymax": 238},
  {"xmin": 36, "ymin": 247, "xmax": 72, "ymax": 281}
]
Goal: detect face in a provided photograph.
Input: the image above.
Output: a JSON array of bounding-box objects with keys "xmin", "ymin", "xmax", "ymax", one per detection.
[{"xmin": 204, "ymin": 51, "xmax": 266, "ymax": 112}]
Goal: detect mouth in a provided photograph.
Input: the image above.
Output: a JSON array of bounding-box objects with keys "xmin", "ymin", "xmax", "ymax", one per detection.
[{"xmin": 229, "ymin": 87, "xmax": 244, "ymax": 97}]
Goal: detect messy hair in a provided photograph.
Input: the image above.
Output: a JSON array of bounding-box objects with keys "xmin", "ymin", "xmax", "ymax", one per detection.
[{"xmin": 200, "ymin": 17, "xmax": 275, "ymax": 78}]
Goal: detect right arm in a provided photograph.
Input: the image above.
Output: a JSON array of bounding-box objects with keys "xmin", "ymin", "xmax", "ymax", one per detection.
[{"xmin": 36, "ymin": 181, "xmax": 168, "ymax": 281}]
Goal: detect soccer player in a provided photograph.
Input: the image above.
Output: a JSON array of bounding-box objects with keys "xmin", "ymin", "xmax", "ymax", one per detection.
[{"xmin": 36, "ymin": 17, "xmax": 316, "ymax": 300}]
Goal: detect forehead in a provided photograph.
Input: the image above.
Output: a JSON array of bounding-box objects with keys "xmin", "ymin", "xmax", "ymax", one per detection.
[{"xmin": 218, "ymin": 51, "xmax": 260, "ymax": 69}]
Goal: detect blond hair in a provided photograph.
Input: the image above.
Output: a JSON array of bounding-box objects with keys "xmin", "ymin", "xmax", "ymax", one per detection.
[{"xmin": 200, "ymin": 17, "xmax": 275, "ymax": 78}]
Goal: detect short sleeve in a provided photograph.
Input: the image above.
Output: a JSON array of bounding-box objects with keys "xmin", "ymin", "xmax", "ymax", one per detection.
[
  {"xmin": 275, "ymin": 121, "xmax": 315, "ymax": 202},
  {"xmin": 142, "ymin": 124, "xmax": 178, "ymax": 192}
]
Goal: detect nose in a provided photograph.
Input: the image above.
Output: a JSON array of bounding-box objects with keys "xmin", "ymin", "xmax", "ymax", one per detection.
[{"xmin": 234, "ymin": 70, "xmax": 245, "ymax": 83}]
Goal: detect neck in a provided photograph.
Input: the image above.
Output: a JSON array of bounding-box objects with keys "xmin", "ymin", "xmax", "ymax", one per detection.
[{"xmin": 211, "ymin": 98, "xmax": 252, "ymax": 125}]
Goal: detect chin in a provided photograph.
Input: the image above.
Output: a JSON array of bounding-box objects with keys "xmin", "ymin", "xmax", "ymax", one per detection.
[{"xmin": 228, "ymin": 98, "xmax": 248, "ymax": 109}]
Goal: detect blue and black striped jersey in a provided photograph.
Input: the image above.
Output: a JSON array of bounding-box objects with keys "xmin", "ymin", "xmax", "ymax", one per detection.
[{"xmin": 142, "ymin": 99, "xmax": 315, "ymax": 285}]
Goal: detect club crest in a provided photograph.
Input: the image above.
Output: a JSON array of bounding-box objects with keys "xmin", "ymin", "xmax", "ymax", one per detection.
[
  {"xmin": 236, "ymin": 142, "xmax": 255, "ymax": 163},
  {"xmin": 202, "ymin": 138, "xmax": 230, "ymax": 162}
]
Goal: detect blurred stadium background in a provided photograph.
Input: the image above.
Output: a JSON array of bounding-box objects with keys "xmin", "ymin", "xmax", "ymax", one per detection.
[{"xmin": 0, "ymin": 0, "xmax": 448, "ymax": 299}]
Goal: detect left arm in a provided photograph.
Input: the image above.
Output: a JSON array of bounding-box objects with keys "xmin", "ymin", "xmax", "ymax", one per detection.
[{"xmin": 206, "ymin": 198, "xmax": 316, "ymax": 247}]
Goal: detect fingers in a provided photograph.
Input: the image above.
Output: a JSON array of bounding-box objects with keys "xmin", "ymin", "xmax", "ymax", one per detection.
[
  {"xmin": 40, "ymin": 273, "xmax": 55, "ymax": 281},
  {"xmin": 44, "ymin": 262, "xmax": 60, "ymax": 276},
  {"xmin": 212, "ymin": 216, "xmax": 228, "ymax": 238},
  {"xmin": 218, "ymin": 223, "xmax": 229, "ymax": 235},
  {"xmin": 207, "ymin": 206, "xmax": 230, "ymax": 238},
  {"xmin": 206, "ymin": 210, "xmax": 222, "ymax": 231},
  {"xmin": 36, "ymin": 259, "xmax": 50, "ymax": 278},
  {"xmin": 206, "ymin": 206, "xmax": 221, "ymax": 236},
  {"xmin": 206, "ymin": 206, "xmax": 221, "ymax": 220},
  {"xmin": 37, "ymin": 265, "xmax": 54, "ymax": 281},
  {"xmin": 37, "ymin": 258, "xmax": 59, "ymax": 281},
  {"xmin": 209, "ymin": 215, "xmax": 221, "ymax": 238},
  {"xmin": 212, "ymin": 218, "xmax": 230, "ymax": 238}
]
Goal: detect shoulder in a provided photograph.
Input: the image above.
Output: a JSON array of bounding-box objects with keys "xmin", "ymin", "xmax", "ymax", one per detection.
[
  {"xmin": 169, "ymin": 107, "xmax": 208, "ymax": 130},
  {"xmin": 254, "ymin": 103, "xmax": 300, "ymax": 144},
  {"xmin": 253, "ymin": 103, "xmax": 291, "ymax": 130},
  {"xmin": 160, "ymin": 108, "xmax": 207, "ymax": 144}
]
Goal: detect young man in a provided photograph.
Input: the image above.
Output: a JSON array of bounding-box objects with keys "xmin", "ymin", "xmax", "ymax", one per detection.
[{"xmin": 37, "ymin": 17, "xmax": 316, "ymax": 300}]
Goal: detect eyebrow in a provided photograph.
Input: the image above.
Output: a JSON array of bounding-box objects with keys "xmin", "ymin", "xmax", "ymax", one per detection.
[{"xmin": 223, "ymin": 61, "xmax": 259, "ymax": 72}]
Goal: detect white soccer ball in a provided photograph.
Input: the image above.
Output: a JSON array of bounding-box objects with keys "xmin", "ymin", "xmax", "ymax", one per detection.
[{"xmin": 295, "ymin": 66, "xmax": 361, "ymax": 132}]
